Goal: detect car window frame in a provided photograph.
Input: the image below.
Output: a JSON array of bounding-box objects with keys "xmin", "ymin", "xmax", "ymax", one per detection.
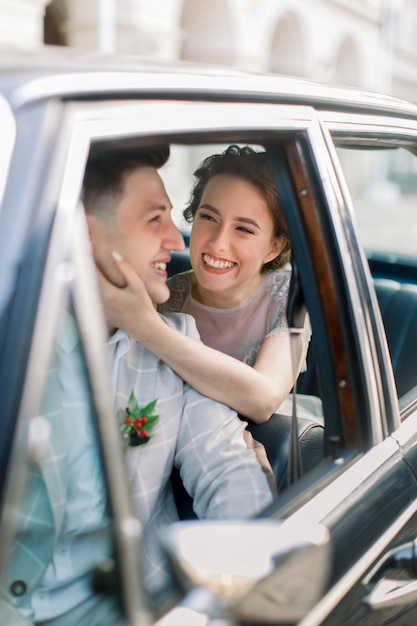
[
  {"xmin": 0, "ymin": 94, "xmax": 16, "ymax": 214},
  {"xmin": 59, "ymin": 96, "xmax": 403, "ymax": 462}
]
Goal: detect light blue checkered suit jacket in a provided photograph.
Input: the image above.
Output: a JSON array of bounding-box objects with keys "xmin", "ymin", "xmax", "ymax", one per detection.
[
  {"xmin": 0, "ymin": 353, "xmax": 68, "ymax": 625},
  {"xmin": 0, "ymin": 312, "xmax": 273, "ymax": 623}
]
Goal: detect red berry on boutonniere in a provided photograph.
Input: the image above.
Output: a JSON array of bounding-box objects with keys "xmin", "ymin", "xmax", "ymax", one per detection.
[{"xmin": 118, "ymin": 391, "xmax": 159, "ymax": 447}]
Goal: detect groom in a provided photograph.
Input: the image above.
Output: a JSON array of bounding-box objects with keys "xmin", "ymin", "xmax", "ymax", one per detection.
[
  {"xmin": 84, "ymin": 146, "xmax": 274, "ymax": 592},
  {"xmin": 0, "ymin": 146, "xmax": 273, "ymax": 625}
]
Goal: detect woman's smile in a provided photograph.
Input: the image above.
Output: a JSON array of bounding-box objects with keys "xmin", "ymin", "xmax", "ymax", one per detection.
[{"xmin": 202, "ymin": 253, "xmax": 236, "ymax": 271}]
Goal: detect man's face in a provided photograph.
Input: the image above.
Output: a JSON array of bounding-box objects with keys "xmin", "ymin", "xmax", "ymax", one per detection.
[{"xmin": 88, "ymin": 165, "xmax": 184, "ymax": 304}]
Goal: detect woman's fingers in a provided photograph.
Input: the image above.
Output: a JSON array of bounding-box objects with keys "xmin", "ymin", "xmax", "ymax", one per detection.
[
  {"xmin": 110, "ymin": 251, "xmax": 153, "ymax": 305},
  {"xmin": 111, "ymin": 251, "xmax": 143, "ymax": 291},
  {"xmin": 243, "ymin": 429, "xmax": 277, "ymax": 495},
  {"xmin": 96, "ymin": 252, "xmax": 161, "ymax": 341}
]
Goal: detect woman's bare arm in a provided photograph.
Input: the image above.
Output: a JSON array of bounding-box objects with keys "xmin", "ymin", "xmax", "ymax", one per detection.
[{"xmin": 99, "ymin": 254, "xmax": 306, "ymax": 423}]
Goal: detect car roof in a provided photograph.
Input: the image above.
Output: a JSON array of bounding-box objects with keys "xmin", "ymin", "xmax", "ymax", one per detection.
[{"xmin": 2, "ymin": 45, "xmax": 417, "ymax": 122}]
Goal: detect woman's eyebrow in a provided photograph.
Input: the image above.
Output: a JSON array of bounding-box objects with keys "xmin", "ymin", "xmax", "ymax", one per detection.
[
  {"xmin": 199, "ymin": 204, "xmax": 260, "ymax": 229},
  {"xmin": 234, "ymin": 216, "xmax": 260, "ymax": 229},
  {"xmin": 199, "ymin": 203, "xmax": 219, "ymax": 214}
]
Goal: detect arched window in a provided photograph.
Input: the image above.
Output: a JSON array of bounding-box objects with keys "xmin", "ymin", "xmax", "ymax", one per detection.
[
  {"xmin": 44, "ymin": 0, "xmax": 67, "ymax": 46},
  {"xmin": 180, "ymin": 0, "xmax": 234, "ymax": 65},
  {"xmin": 270, "ymin": 13, "xmax": 307, "ymax": 78},
  {"xmin": 335, "ymin": 37, "xmax": 360, "ymax": 87}
]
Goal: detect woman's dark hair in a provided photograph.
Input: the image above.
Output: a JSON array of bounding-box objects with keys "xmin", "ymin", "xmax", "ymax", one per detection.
[{"xmin": 184, "ymin": 145, "xmax": 291, "ymax": 271}]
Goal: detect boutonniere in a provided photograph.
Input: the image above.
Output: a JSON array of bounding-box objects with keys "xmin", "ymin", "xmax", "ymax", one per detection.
[{"xmin": 119, "ymin": 391, "xmax": 159, "ymax": 447}]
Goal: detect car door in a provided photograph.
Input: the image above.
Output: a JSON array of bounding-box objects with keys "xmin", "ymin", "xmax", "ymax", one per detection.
[
  {"xmin": 275, "ymin": 113, "xmax": 417, "ymax": 626},
  {"xmin": 0, "ymin": 93, "xmax": 146, "ymax": 625}
]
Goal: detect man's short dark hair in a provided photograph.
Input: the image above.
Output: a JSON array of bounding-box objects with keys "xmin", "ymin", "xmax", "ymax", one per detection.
[{"xmin": 82, "ymin": 145, "xmax": 170, "ymax": 220}]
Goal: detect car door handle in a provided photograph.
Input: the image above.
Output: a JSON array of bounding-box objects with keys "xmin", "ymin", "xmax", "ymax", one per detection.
[
  {"xmin": 365, "ymin": 577, "xmax": 417, "ymax": 609},
  {"xmin": 364, "ymin": 539, "xmax": 417, "ymax": 609}
]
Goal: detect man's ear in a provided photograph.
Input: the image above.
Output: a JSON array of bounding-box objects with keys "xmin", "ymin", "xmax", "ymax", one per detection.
[
  {"xmin": 85, "ymin": 213, "xmax": 101, "ymax": 244},
  {"xmin": 263, "ymin": 237, "xmax": 285, "ymax": 265}
]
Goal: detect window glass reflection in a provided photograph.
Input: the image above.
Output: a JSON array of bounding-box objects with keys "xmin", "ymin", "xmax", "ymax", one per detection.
[
  {"xmin": 0, "ymin": 304, "xmax": 124, "ymax": 626},
  {"xmin": 337, "ymin": 146, "xmax": 417, "ymax": 258}
]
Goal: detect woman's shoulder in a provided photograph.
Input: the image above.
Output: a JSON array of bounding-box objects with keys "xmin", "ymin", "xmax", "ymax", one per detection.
[
  {"xmin": 159, "ymin": 270, "xmax": 193, "ymax": 314},
  {"xmin": 167, "ymin": 269, "xmax": 193, "ymax": 288},
  {"xmin": 264, "ymin": 267, "xmax": 291, "ymax": 300}
]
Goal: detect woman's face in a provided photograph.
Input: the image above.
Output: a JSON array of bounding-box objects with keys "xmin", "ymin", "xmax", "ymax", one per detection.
[{"xmin": 190, "ymin": 174, "xmax": 283, "ymax": 306}]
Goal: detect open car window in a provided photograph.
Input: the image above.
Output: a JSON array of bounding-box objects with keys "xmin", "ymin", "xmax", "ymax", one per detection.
[
  {"xmin": 72, "ymin": 108, "xmax": 401, "ymax": 496},
  {"xmin": 159, "ymin": 134, "xmax": 382, "ymax": 468}
]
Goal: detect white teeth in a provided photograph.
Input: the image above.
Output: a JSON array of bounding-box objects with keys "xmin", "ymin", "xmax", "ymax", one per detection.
[
  {"xmin": 153, "ymin": 262, "xmax": 167, "ymax": 270},
  {"xmin": 203, "ymin": 254, "xmax": 234, "ymax": 269}
]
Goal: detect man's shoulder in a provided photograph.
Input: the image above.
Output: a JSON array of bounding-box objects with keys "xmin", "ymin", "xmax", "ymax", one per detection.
[{"xmin": 159, "ymin": 311, "xmax": 199, "ymax": 338}]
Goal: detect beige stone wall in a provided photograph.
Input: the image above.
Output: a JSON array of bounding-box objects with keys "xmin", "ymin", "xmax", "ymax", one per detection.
[
  {"xmin": 1, "ymin": 0, "xmax": 416, "ymax": 103},
  {"xmin": 0, "ymin": 0, "xmax": 49, "ymax": 46}
]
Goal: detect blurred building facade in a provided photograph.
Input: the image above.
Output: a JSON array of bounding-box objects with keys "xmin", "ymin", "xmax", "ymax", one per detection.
[{"xmin": 1, "ymin": 0, "xmax": 416, "ymax": 102}]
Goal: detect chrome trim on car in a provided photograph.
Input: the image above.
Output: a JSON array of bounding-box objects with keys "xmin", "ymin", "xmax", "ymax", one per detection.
[
  {"xmin": 0, "ymin": 94, "xmax": 16, "ymax": 214},
  {"xmin": 323, "ymin": 110, "xmax": 417, "ymax": 135},
  {"xmin": 10, "ymin": 68, "xmax": 417, "ymax": 120},
  {"xmin": 391, "ymin": 409, "xmax": 417, "ymax": 446},
  {"xmin": 67, "ymin": 99, "xmax": 319, "ymax": 140},
  {"xmin": 290, "ymin": 435, "xmax": 399, "ymax": 524}
]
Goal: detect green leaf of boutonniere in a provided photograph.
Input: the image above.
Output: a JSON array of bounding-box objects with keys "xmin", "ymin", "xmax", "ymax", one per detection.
[{"xmin": 119, "ymin": 391, "xmax": 159, "ymax": 447}]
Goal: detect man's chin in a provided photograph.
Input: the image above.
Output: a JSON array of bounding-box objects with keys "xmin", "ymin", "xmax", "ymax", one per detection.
[{"xmin": 150, "ymin": 286, "xmax": 170, "ymax": 306}]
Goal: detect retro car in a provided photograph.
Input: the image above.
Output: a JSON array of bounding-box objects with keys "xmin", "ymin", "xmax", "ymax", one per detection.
[{"xmin": 2, "ymin": 48, "xmax": 417, "ymax": 625}]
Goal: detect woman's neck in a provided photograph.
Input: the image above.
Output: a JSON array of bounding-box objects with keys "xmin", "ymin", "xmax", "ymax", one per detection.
[{"xmin": 191, "ymin": 272, "xmax": 264, "ymax": 309}]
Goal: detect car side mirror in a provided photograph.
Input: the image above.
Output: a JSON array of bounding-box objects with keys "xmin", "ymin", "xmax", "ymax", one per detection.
[{"xmin": 160, "ymin": 519, "xmax": 331, "ymax": 624}]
